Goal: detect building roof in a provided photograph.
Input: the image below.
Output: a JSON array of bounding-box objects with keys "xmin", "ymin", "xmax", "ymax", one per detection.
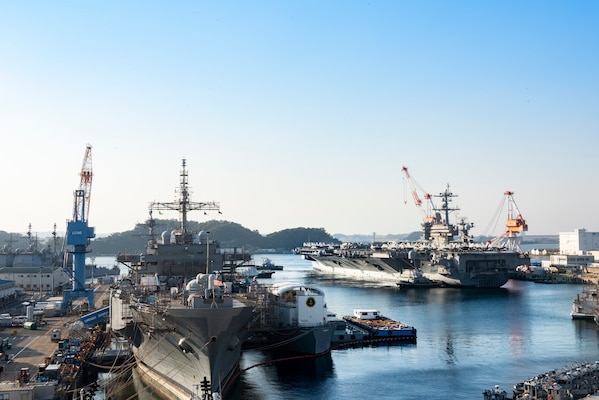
[{"xmin": 0, "ymin": 266, "xmax": 60, "ymax": 274}]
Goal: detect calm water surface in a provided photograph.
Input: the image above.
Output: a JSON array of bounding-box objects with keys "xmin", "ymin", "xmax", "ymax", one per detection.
[{"xmin": 92, "ymin": 253, "xmax": 599, "ymax": 399}]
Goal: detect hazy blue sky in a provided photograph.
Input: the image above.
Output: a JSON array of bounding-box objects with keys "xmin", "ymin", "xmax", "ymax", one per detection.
[{"xmin": 1, "ymin": 1, "xmax": 597, "ymax": 238}]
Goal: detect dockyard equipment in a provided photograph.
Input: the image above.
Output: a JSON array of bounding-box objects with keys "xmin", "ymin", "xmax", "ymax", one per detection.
[{"xmin": 62, "ymin": 144, "xmax": 96, "ymax": 310}]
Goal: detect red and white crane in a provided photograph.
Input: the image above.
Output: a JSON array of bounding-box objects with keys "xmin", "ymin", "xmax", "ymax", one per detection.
[
  {"xmin": 74, "ymin": 144, "xmax": 93, "ymax": 223},
  {"xmin": 401, "ymin": 166, "xmax": 436, "ymax": 224}
]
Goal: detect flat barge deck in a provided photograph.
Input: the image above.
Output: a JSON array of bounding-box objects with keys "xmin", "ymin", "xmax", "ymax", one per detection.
[{"xmin": 342, "ymin": 309, "xmax": 417, "ymax": 343}]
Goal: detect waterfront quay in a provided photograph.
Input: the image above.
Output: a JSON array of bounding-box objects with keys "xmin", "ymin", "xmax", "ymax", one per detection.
[{"xmin": 0, "ymin": 284, "xmax": 111, "ymax": 399}]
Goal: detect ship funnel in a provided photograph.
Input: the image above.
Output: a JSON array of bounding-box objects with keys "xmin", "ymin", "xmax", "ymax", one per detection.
[{"xmin": 161, "ymin": 231, "xmax": 171, "ymax": 245}]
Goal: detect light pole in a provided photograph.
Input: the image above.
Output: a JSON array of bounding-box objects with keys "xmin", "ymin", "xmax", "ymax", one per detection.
[
  {"xmin": 91, "ymin": 256, "xmax": 95, "ymax": 285},
  {"xmin": 205, "ymin": 232, "xmax": 210, "ymax": 274}
]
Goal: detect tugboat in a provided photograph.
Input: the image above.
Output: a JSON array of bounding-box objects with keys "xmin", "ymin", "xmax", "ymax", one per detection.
[{"xmin": 257, "ymin": 258, "xmax": 284, "ymax": 271}]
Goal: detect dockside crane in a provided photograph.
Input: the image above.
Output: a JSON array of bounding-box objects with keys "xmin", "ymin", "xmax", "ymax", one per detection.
[
  {"xmin": 62, "ymin": 144, "xmax": 96, "ymax": 310},
  {"xmin": 401, "ymin": 166, "xmax": 436, "ymax": 224},
  {"xmin": 489, "ymin": 191, "xmax": 528, "ymax": 251}
]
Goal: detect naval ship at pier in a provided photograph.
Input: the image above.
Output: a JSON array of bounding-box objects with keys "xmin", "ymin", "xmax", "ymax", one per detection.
[
  {"xmin": 109, "ymin": 160, "xmax": 255, "ymax": 400},
  {"xmin": 299, "ymin": 186, "xmax": 530, "ymax": 288}
]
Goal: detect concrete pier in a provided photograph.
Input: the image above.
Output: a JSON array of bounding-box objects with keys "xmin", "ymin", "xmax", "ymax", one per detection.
[{"xmin": 0, "ymin": 284, "xmax": 111, "ymax": 389}]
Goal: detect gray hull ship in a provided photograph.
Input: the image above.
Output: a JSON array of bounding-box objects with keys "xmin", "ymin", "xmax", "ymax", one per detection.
[
  {"xmin": 301, "ymin": 186, "xmax": 529, "ymax": 288},
  {"xmin": 110, "ymin": 160, "xmax": 254, "ymax": 400}
]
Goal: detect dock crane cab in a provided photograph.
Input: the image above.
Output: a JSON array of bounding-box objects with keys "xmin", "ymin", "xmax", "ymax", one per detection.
[{"xmin": 489, "ymin": 191, "xmax": 528, "ymax": 252}]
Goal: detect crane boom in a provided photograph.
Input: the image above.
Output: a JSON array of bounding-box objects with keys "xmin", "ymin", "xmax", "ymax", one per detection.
[
  {"xmin": 74, "ymin": 144, "xmax": 93, "ymax": 222},
  {"xmin": 402, "ymin": 166, "xmax": 435, "ymax": 222},
  {"xmin": 402, "ymin": 166, "xmax": 422, "ymax": 207}
]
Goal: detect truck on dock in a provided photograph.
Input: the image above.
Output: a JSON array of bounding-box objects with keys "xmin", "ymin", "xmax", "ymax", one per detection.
[{"xmin": 51, "ymin": 329, "xmax": 61, "ymax": 342}]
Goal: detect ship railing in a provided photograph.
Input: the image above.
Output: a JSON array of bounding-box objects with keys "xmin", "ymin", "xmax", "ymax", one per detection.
[
  {"xmin": 118, "ymin": 296, "xmax": 134, "ymax": 320},
  {"xmin": 121, "ymin": 306, "xmax": 133, "ymax": 320},
  {"xmin": 133, "ymin": 295, "xmax": 172, "ymax": 314},
  {"xmin": 241, "ymin": 283, "xmax": 280, "ymax": 329}
]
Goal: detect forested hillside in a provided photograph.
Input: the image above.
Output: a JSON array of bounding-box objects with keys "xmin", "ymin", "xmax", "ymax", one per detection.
[{"xmin": 87, "ymin": 219, "xmax": 340, "ymax": 255}]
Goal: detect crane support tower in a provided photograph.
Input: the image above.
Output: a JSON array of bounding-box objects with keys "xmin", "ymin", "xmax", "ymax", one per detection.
[{"xmin": 62, "ymin": 144, "xmax": 96, "ymax": 311}]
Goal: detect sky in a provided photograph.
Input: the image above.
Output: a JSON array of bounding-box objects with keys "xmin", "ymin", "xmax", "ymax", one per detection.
[{"xmin": 1, "ymin": 1, "xmax": 598, "ymax": 239}]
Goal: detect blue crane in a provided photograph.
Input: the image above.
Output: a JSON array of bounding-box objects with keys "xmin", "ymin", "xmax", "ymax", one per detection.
[{"xmin": 62, "ymin": 144, "xmax": 96, "ymax": 311}]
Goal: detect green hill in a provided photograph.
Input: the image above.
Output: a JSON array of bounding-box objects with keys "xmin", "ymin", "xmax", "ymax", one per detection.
[{"xmin": 87, "ymin": 219, "xmax": 340, "ymax": 256}]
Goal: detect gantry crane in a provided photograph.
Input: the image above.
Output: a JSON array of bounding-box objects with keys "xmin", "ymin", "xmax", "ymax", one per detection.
[
  {"xmin": 62, "ymin": 144, "xmax": 96, "ymax": 310},
  {"xmin": 401, "ymin": 166, "xmax": 436, "ymax": 224}
]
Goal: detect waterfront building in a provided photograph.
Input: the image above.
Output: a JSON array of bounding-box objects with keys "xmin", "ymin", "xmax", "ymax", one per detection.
[
  {"xmin": 559, "ymin": 228, "xmax": 599, "ymax": 255},
  {"xmin": 558, "ymin": 229, "xmax": 599, "ymax": 284},
  {"xmin": 0, "ymin": 266, "xmax": 70, "ymax": 293},
  {"xmin": 0, "ymin": 278, "xmax": 19, "ymax": 307}
]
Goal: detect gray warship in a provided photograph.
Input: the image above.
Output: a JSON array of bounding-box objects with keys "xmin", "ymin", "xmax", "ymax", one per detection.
[
  {"xmin": 109, "ymin": 160, "xmax": 255, "ymax": 400},
  {"xmin": 301, "ymin": 186, "xmax": 530, "ymax": 288}
]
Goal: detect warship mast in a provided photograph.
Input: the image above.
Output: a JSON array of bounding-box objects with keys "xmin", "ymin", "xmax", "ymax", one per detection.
[{"xmin": 150, "ymin": 159, "xmax": 220, "ymax": 244}]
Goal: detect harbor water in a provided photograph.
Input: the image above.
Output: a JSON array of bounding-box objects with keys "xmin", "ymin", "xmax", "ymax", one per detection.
[{"xmin": 91, "ymin": 252, "xmax": 599, "ymax": 399}]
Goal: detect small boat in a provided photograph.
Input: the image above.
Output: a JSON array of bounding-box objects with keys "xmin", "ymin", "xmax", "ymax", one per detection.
[
  {"xmin": 327, "ymin": 312, "xmax": 366, "ymax": 345},
  {"xmin": 482, "ymin": 385, "xmax": 509, "ymax": 400},
  {"xmin": 343, "ymin": 309, "xmax": 416, "ymax": 342},
  {"xmin": 258, "ymin": 257, "xmax": 284, "ymax": 271},
  {"xmin": 236, "ymin": 266, "xmax": 260, "ymax": 278},
  {"xmin": 571, "ymin": 284, "xmax": 599, "ymax": 320},
  {"xmin": 257, "ymin": 270, "xmax": 274, "ymax": 279},
  {"xmin": 236, "ymin": 265, "xmax": 275, "ymax": 279},
  {"xmin": 396, "ymin": 268, "xmax": 442, "ymax": 287}
]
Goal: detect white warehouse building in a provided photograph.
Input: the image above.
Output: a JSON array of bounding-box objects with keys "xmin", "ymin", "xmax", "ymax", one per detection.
[
  {"xmin": 0, "ymin": 266, "xmax": 70, "ymax": 294},
  {"xmin": 559, "ymin": 229, "xmax": 599, "ymax": 255}
]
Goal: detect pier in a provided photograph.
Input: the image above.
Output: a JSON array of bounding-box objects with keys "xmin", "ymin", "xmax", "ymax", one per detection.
[{"xmin": 0, "ymin": 283, "xmax": 130, "ymax": 399}]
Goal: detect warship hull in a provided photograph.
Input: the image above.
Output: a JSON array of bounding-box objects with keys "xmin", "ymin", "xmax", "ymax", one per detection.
[
  {"xmin": 110, "ymin": 159, "xmax": 256, "ymax": 399},
  {"xmin": 111, "ymin": 292, "xmax": 255, "ymax": 399},
  {"xmin": 257, "ymin": 282, "xmax": 333, "ymax": 355},
  {"xmin": 266, "ymin": 325, "xmax": 333, "ymax": 355},
  {"xmin": 306, "ymin": 248, "xmax": 527, "ymax": 288}
]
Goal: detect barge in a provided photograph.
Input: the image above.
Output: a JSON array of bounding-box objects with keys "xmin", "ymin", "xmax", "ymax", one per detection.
[{"xmin": 343, "ymin": 309, "xmax": 417, "ymax": 343}]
